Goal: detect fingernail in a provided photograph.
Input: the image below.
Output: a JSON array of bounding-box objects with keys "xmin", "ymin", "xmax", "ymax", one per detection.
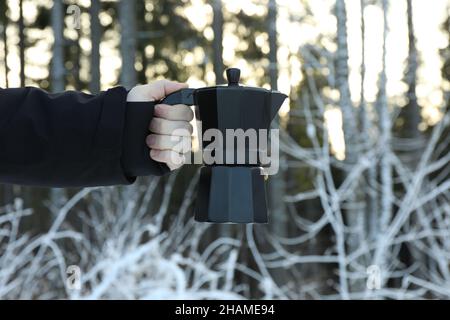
[{"xmin": 146, "ymin": 135, "xmax": 155, "ymax": 146}]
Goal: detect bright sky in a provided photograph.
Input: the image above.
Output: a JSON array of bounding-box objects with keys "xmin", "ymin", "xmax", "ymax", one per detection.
[{"xmin": 0, "ymin": 0, "xmax": 448, "ymax": 159}]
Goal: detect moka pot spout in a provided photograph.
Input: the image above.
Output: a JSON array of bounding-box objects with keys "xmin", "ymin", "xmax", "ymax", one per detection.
[{"xmin": 270, "ymin": 91, "xmax": 288, "ymax": 121}]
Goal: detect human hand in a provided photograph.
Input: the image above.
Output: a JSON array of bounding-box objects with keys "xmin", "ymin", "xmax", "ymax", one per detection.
[{"xmin": 127, "ymin": 80, "xmax": 194, "ymax": 171}]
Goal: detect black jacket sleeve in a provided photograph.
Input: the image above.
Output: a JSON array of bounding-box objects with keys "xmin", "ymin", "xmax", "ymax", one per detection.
[{"xmin": 0, "ymin": 86, "xmax": 169, "ymax": 188}]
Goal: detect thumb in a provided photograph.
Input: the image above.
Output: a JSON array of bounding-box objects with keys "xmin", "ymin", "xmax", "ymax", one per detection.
[
  {"xmin": 127, "ymin": 80, "xmax": 189, "ymax": 102},
  {"xmin": 150, "ymin": 80, "xmax": 188, "ymax": 101}
]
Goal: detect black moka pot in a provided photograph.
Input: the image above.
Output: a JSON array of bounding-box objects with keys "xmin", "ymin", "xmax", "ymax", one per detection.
[
  {"xmin": 157, "ymin": 68, "xmax": 287, "ymax": 223},
  {"xmin": 122, "ymin": 69, "xmax": 287, "ymax": 223}
]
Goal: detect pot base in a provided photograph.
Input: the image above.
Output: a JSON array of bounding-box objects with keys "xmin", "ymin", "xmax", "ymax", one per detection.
[{"xmin": 194, "ymin": 166, "xmax": 268, "ymax": 224}]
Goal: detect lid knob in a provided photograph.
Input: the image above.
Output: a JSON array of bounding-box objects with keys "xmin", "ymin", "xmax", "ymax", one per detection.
[{"xmin": 226, "ymin": 68, "xmax": 240, "ymax": 86}]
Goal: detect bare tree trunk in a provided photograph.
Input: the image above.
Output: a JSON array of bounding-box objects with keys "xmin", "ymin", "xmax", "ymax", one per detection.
[
  {"xmin": 359, "ymin": 0, "xmax": 378, "ymax": 242},
  {"xmin": 378, "ymin": 0, "xmax": 392, "ymax": 234},
  {"xmin": 18, "ymin": 0, "xmax": 25, "ymax": 87},
  {"xmin": 72, "ymin": 29, "xmax": 82, "ymax": 90},
  {"xmin": 1, "ymin": 1, "xmax": 9, "ymax": 87},
  {"xmin": 400, "ymin": 0, "xmax": 423, "ymax": 169},
  {"xmin": 51, "ymin": 0, "xmax": 65, "ymax": 92},
  {"xmin": 119, "ymin": 0, "xmax": 137, "ymax": 89},
  {"xmin": 336, "ymin": 0, "xmax": 358, "ymax": 163},
  {"xmin": 402, "ymin": 0, "xmax": 426, "ymax": 284},
  {"xmin": 268, "ymin": 0, "xmax": 278, "ymax": 91},
  {"xmin": 136, "ymin": 0, "xmax": 148, "ymax": 84},
  {"xmin": 266, "ymin": 0, "xmax": 289, "ymax": 287},
  {"xmin": 50, "ymin": 0, "xmax": 67, "ymax": 214},
  {"xmin": 368, "ymin": 1, "xmax": 393, "ymax": 291},
  {"xmin": 0, "ymin": 0, "xmax": 12, "ymax": 202},
  {"xmin": 404, "ymin": 0, "xmax": 420, "ymax": 140},
  {"xmin": 335, "ymin": 4, "xmax": 359, "ymax": 195},
  {"xmin": 212, "ymin": 0, "xmax": 224, "ymax": 83},
  {"xmin": 358, "ymin": 0, "xmax": 367, "ymax": 134},
  {"xmin": 90, "ymin": 0, "xmax": 101, "ymax": 94},
  {"xmin": 267, "ymin": 0, "xmax": 287, "ymax": 238},
  {"xmin": 0, "ymin": 0, "xmax": 12, "ymax": 207},
  {"xmin": 335, "ymin": 0, "xmax": 365, "ymax": 291}
]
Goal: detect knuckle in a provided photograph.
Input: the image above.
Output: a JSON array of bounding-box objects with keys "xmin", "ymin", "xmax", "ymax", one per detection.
[
  {"xmin": 155, "ymin": 136, "xmax": 166, "ymax": 148},
  {"xmin": 154, "ymin": 104, "xmax": 167, "ymax": 117},
  {"xmin": 159, "ymin": 118, "xmax": 171, "ymax": 132},
  {"xmin": 156, "ymin": 79, "xmax": 168, "ymax": 86},
  {"xmin": 162, "ymin": 106, "xmax": 175, "ymax": 119},
  {"xmin": 173, "ymin": 105, "xmax": 193, "ymax": 120},
  {"xmin": 156, "ymin": 119, "xmax": 165, "ymax": 132}
]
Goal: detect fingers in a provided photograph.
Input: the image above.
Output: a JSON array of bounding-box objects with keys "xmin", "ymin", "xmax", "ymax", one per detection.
[
  {"xmin": 149, "ymin": 118, "xmax": 193, "ymax": 136},
  {"xmin": 150, "ymin": 149, "xmax": 185, "ymax": 171},
  {"xmin": 146, "ymin": 134, "xmax": 191, "ymax": 153},
  {"xmin": 147, "ymin": 132, "xmax": 191, "ymax": 171},
  {"xmin": 154, "ymin": 104, "xmax": 194, "ymax": 121},
  {"xmin": 131, "ymin": 80, "xmax": 191, "ymax": 171}
]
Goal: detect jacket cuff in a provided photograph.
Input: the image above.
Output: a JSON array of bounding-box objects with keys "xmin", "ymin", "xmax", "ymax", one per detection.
[
  {"xmin": 121, "ymin": 101, "xmax": 171, "ymax": 178},
  {"xmin": 91, "ymin": 86, "xmax": 136, "ymax": 185}
]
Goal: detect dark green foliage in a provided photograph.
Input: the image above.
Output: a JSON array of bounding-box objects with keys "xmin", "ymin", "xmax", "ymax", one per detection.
[
  {"xmin": 33, "ymin": 6, "xmax": 50, "ymax": 30},
  {"xmin": 134, "ymin": 0, "xmax": 205, "ymax": 82},
  {"xmin": 230, "ymin": 9, "xmax": 266, "ymax": 85}
]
